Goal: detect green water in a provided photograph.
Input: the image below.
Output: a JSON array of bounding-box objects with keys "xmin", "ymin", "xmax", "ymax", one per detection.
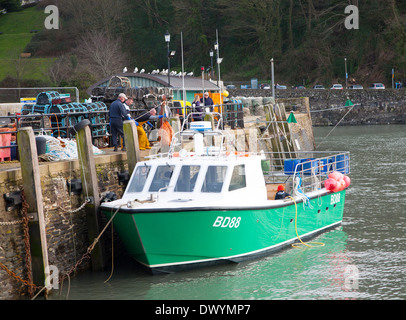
[{"xmin": 51, "ymin": 125, "xmax": 406, "ymax": 300}]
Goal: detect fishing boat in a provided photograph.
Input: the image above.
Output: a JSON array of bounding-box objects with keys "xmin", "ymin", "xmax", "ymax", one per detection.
[{"xmin": 100, "ymin": 113, "xmax": 350, "ymax": 274}]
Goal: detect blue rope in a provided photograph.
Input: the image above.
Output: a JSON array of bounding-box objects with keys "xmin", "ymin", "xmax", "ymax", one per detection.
[{"xmin": 295, "ymin": 173, "xmax": 313, "ymax": 209}]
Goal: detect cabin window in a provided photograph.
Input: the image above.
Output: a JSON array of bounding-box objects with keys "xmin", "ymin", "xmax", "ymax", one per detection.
[
  {"xmin": 148, "ymin": 165, "xmax": 175, "ymax": 192},
  {"xmin": 229, "ymin": 165, "xmax": 246, "ymax": 191},
  {"xmin": 174, "ymin": 165, "xmax": 200, "ymax": 192},
  {"xmin": 201, "ymin": 166, "xmax": 227, "ymax": 193},
  {"xmin": 127, "ymin": 165, "xmax": 151, "ymax": 193}
]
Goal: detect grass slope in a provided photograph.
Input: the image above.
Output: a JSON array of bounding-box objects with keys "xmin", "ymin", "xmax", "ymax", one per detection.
[{"xmin": 0, "ymin": 6, "xmax": 54, "ymax": 81}]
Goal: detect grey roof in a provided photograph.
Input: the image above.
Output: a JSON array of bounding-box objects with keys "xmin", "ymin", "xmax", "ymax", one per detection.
[
  {"xmin": 152, "ymin": 74, "xmax": 220, "ymax": 90},
  {"xmin": 87, "ymin": 73, "xmax": 219, "ymax": 95}
]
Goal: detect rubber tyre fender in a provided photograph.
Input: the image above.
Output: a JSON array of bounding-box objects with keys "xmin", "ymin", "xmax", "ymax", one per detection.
[{"xmin": 71, "ymin": 119, "xmax": 92, "ymax": 136}]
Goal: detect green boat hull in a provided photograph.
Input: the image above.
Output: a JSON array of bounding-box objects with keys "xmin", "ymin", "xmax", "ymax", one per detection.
[{"xmin": 102, "ymin": 190, "xmax": 346, "ymax": 273}]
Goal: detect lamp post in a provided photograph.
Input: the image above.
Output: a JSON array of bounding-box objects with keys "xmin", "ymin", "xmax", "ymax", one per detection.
[
  {"xmin": 214, "ymin": 42, "xmax": 219, "ymax": 87},
  {"xmin": 270, "ymin": 58, "xmax": 275, "ymax": 99},
  {"xmin": 210, "ymin": 49, "xmax": 214, "ymax": 80},
  {"xmin": 165, "ymin": 30, "xmax": 171, "ymax": 86},
  {"xmin": 344, "ymin": 57, "xmax": 348, "ymax": 89},
  {"xmin": 201, "ymin": 66, "xmax": 205, "ymax": 106},
  {"xmin": 214, "ymin": 29, "xmax": 222, "ymax": 90}
]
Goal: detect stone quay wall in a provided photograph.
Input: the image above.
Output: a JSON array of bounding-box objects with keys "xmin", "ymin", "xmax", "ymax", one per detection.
[
  {"xmin": 228, "ymin": 89, "xmax": 406, "ymax": 126},
  {"xmin": 0, "ymin": 153, "xmax": 128, "ymax": 299}
]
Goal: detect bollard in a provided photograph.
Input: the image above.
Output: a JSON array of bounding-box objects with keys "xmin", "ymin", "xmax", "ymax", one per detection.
[{"xmin": 123, "ymin": 120, "xmax": 140, "ymax": 176}]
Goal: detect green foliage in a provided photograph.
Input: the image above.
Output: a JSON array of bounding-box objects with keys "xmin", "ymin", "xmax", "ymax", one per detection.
[
  {"xmin": 2, "ymin": 1, "xmax": 406, "ymax": 88},
  {"xmin": 0, "ymin": 0, "xmax": 21, "ymax": 12},
  {"xmin": 0, "ymin": 6, "xmax": 53, "ymax": 85},
  {"xmin": 0, "ymin": 58, "xmax": 55, "ymax": 81},
  {"xmin": 0, "ymin": 6, "xmax": 43, "ymax": 34}
]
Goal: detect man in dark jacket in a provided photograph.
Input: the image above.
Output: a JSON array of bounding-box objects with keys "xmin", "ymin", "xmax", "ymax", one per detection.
[
  {"xmin": 109, "ymin": 93, "xmax": 129, "ymax": 151},
  {"xmin": 200, "ymin": 92, "xmax": 214, "ymax": 112},
  {"xmin": 275, "ymin": 185, "xmax": 290, "ymax": 200}
]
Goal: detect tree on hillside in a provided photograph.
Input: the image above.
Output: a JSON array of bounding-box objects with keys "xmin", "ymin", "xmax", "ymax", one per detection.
[
  {"xmin": 126, "ymin": 0, "xmax": 174, "ymax": 72},
  {"xmin": 216, "ymin": 0, "xmax": 283, "ymax": 78},
  {"xmin": 47, "ymin": 54, "xmax": 72, "ymax": 86},
  {"xmin": 74, "ymin": 30, "xmax": 129, "ymax": 79},
  {"xmin": 55, "ymin": 0, "xmax": 129, "ymax": 36},
  {"xmin": 170, "ymin": 0, "xmax": 218, "ymax": 70},
  {"xmin": 21, "ymin": 0, "xmax": 406, "ymax": 86}
]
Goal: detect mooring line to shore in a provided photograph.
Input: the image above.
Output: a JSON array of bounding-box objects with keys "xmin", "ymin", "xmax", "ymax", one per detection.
[
  {"xmin": 316, "ymin": 104, "xmax": 356, "ymax": 148},
  {"xmin": 58, "ymin": 203, "xmax": 124, "ymax": 299}
]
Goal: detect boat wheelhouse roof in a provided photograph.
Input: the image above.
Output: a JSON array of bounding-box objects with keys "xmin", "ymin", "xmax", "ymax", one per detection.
[{"xmin": 121, "ymin": 152, "xmax": 267, "ymax": 205}]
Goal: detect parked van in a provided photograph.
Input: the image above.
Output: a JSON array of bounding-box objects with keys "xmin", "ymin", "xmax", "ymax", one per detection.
[
  {"xmin": 330, "ymin": 84, "xmax": 343, "ymax": 90},
  {"xmin": 172, "ymin": 100, "xmax": 192, "ymax": 116},
  {"xmin": 369, "ymin": 83, "xmax": 385, "ymax": 89}
]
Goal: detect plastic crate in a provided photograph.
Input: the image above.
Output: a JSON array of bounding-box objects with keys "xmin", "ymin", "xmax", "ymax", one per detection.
[{"xmin": 0, "ymin": 130, "xmax": 11, "ymax": 161}]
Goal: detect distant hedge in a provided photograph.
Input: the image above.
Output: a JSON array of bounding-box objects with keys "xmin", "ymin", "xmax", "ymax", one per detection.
[{"xmin": 0, "ymin": 0, "xmax": 22, "ymax": 12}]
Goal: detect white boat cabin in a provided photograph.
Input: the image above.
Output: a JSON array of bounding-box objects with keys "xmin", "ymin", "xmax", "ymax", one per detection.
[{"xmin": 122, "ymin": 154, "xmax": 268, "ymax": 207}]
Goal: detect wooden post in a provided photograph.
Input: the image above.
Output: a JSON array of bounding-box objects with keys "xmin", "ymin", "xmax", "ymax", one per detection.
[
  {"xmin": 204, "ymin": 113, "xmax": 215, "ymax": 129},
  {"xmin": 123, "ymin": 120, "xmax": 140, "ymax": 176},
  {"xmin": 17, "ymin": 127, "xmax": 49, "ymax": 288},
  {"xmin": 169, "ymin": 117, "xmax": 181, "ymax": 135},
  {"xmin": 74, "ymin": 120, "xmax": 104, "ymax": 271}
]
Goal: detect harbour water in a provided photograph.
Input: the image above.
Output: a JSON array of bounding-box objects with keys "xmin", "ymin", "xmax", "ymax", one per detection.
[{"xmin": 51, "ymin": 125, "xmax": 406, "ymax": 300}]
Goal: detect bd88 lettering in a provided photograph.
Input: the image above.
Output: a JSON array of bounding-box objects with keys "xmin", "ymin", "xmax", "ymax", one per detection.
[{"xmin": 213, "ymin": 216, "xmax": 241, "ymax": 228}]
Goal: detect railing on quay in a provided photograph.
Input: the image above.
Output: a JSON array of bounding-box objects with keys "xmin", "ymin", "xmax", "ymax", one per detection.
[
  {"xmin": 0, "ymin": 110, "xmax": 112, "ymax": 160},
  {"xmin": 1, "ymin": 101, "xmax": 249, "ymax": 160},
  {"xmin": 173, "ymin": 102, "xmax": 245, "ymax": 130}
]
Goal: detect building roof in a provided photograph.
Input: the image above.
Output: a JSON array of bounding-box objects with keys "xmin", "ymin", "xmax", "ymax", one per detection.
[
  {"xmin": 87, "ymin": 73, "xmax": 220, "ymax": 96},
  {"xmin": 152, "ymin": 74, "xmax": 220, "ymax": 90}
]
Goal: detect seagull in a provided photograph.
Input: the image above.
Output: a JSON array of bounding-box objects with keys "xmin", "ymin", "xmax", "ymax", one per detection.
[
  {"xmin": 123, "ymin": 67, "xmax": 127, "ymax": 73},
  {"xmin": 187, "ymin": 72, "xmax": 194, "ymax": 76},
  {"xmin": 133, "ymin": 67, "xmax": 138, "ymax": 73},
  {"xmin": 140, "ymin": 69, "xmax": 145, "ymax": 74}
]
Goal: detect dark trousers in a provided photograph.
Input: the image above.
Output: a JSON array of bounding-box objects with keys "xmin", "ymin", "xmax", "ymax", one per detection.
[{"xmin": 110, "ymin": 118, "xmax": 125, "ymax": 147}]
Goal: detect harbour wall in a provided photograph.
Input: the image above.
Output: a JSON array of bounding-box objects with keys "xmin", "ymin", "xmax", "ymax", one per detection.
[
  {"xmin": 0, "ymin": 154, "xmax": 128, "ymax": 299},
  {"xmin": 229, "ymin": 89, "xmax": 406, "ymax": 126}
]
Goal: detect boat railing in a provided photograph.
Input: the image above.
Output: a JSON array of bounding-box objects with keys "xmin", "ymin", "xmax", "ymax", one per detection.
[
  {"xmin": 261, "ymin": 151, "xmax": 350, "ymax": 195},
  {"xmin": 180, "ymin": 112, "xmax": 224, "ymax": 132},
  {"xmin": 160, "ymin": 112, "xmax": 227, "ymax": 158}
]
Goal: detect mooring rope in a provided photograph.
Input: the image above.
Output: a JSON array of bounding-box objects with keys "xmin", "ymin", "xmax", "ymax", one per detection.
[
  {"xmin": 316, "ymin": 104, "xmax": 356, "ymax": 148},
  {"xmin": 59, "ymin": 204, "xmax": 124, "ymax": 299},
  {"xmin": 287, "ymin": 196, "xmax": 325, "ymax": 249}
]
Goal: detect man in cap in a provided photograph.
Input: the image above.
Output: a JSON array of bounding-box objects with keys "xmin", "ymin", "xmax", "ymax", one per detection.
[
  {"xmin": 109, "ymin": 92, "xmax": 129, "ymax": 151},
  {"xmin": 200, "ymin": 92, "xmax": 214, "ymax": 112}
]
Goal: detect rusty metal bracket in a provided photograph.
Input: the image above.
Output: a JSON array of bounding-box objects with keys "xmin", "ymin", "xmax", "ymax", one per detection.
[
  {"xmin": 27, "ymin": 211, "xmax": 38, "ymax": 222},
  {"xmin": 67, "ymin": 179, "xmax": 82, "ymax": 195},
  {"xmin": 3, "ymin": 191, "xmax": 22, "ymax": 212},
  {"xmin": 117, "ymin": 171, "xmax": 130, "ymax": 186}
]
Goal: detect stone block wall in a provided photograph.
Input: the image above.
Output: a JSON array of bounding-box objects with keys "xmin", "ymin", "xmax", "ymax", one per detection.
[
  {"xmin": 229, "ymin": 88, "xmax": 406, "ymax": 125},
  {"xmin": 0, "ymin": 153, "xmax": 128, "ymax": 300}
]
